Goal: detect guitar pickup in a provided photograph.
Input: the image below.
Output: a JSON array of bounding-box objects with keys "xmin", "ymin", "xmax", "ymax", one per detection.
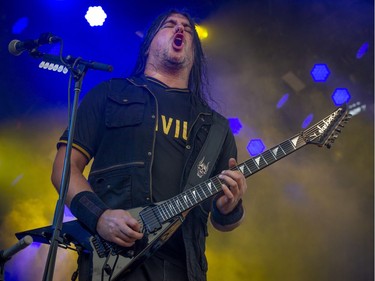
[{"xmin": 139, "ymin": 206, "xmax": 162, "ymax": 233}]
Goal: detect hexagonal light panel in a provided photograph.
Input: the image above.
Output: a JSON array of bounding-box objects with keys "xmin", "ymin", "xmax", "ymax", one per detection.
[
  {"xmin": 228, "ymin": 118, "xmax": 243, "ymax": 135},
  {"xmin": 331, "ymin": 88, "xmax": 351, "ymax": 106},
  {"xmin": 311, "ymin": 63, "xmax": 330, "ymax": 82},
  {"xmin": 247, "ymin": 139, "xmax": 265, "ymax": 157}
]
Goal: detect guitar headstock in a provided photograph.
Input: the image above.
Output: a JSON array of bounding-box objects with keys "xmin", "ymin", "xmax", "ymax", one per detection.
[{"xmin": 303, "ymin": 104, "xmax": 352, "ymax": 148}]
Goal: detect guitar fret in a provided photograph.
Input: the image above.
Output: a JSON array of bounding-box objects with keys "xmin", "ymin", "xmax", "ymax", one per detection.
[
  {"xmin": 187, "ymin": 190, "xmax": 196, "ymax": 205},
  {"xmin": 186, "ymin": 193, "xmax": 193, "ymax": 206},
  {"xmin": 195, "ymin": 187, "xmax": 203, "ymax": 201},
  {"xmin": 253, "ymin": 157, "xmax": 261, "ymax": 169},
  {"xmin": 239, "ymin": 162, "xmax": 251, "ymax": 177},
  {"xmin": 174, "ymin": 198, "xmax": 183, "ymax": 212},
  {"xmin": 191, "ymin": 189, "xmax": 198, "ymax": 202},
  {"xmin": 197, "ymin": 187, "xmax": 205, "ymax": 201},
  {"xmin": 201, "ymin": 186, "xmax": 208, "ymax": 197},
  {"xmin": 163, "ymin": 204, "xmax": 171, "ymax": 219},
  {"xmin": 260, "ymin": 154, "xmax": 269, "ymax": 165},
  {"xmin": 175, "ymin": 195, "xmax": 185, "ymax": 212},
  {"xmin": 158, "ymin": 205, "xmax": 167, "ymax": 221},
  {"xmin": 248, "ymin": 159, "xmax": 259, "ymax": 173},
  {"xmin": 262, "ymin": 150, "xmax": 276, "ymax": 163},
  {"xmin": 192, "ymin": 189, "xmax": 200, "ymax": 203},
  {"xmin": 178, "ymin": 194, "xmax": 188, "ymax": 209},
  {"xmin": 165, "ymin": 203, "xmax": 173, "ymax": 218},
  {"xmin": 212, "ymin": 177, "xmax": 222, "ymax": 192},
  {"xmin": 206, "ymin": 181, "xmax": 212, "ymax": 194},
  {"xmin": 182, "ymin": 193, "xmax": 190, "ymax": 207},
  {"xmin": 271, "ymin": 145, "xmax": 285, "ymax": 158},
  {"xmin": 168, "ymin": 201, "xmax": 177, "ymax": 216},
  {"xmin": 280, "ymin": 140, "xmax": 295, "ymax": 154}
]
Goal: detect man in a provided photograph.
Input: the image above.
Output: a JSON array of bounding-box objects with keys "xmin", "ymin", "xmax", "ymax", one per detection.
[{"xmin": 51, "ymin": 9, "xmax": 247, "ymax": 281}]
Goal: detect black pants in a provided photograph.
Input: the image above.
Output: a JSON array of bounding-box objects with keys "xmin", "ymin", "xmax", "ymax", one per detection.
[{"xmin": 120, "ymin": 255, "xmax": 189, "ymax": 281}]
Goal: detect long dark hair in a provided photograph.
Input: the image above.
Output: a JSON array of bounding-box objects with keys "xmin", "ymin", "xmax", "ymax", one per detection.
[{"xmin": 131, "ymin": 9, "xmax": 212, "ymax": 105}]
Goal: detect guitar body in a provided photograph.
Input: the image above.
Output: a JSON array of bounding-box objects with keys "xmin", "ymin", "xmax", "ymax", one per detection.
[{"xmin": 90, "ymin": 206, "xmax": 184, "ymax": 281}]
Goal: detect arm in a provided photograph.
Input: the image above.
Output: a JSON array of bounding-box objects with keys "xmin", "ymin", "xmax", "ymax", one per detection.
[
  {"xmin": 51, "ymin": 145, "xmax": 143, "ymax": 246},
  {"xmin": 210, "ymin": 158, "xmax": 247, "ymax": 232}
]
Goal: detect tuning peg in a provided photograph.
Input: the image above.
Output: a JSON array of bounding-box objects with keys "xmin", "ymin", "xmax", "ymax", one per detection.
[{"xmin": 326, "ymin": 143, "xmax": 332, "ymax": 149}]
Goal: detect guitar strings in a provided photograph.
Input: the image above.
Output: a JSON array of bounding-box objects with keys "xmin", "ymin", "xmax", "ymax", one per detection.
[{"xmin": 139, "ymin": 110, "xmax": 344, "ymax": 232}]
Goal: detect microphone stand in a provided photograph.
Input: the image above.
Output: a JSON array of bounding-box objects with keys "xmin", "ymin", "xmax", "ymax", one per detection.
[
  {"xmin": 42, "ymin": 62, "xmax": 88, "ymax": 281},
  {"xmin": 12, "ymin": 48, "xmax": 112, "ymax": 281}
]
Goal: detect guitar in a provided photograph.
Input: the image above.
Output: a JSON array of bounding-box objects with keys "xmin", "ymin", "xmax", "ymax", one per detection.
[{"xmin": 16, "ymin": 105, "xmax": 351, "ymax": 281}]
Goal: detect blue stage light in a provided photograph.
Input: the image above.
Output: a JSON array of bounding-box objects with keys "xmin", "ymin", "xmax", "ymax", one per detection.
[
  {"xmin": 356, "ymin": 42, "xmax": 369, "ymax": 59},
  {"xmin": 331, "ymin": 88, "xmax": 351, "ymax": 106},
  {"xmin": 301, "ymin": 113, "xmax": 314, "ymax": 129},
  {"xmin": 277, "ymin": 93, "xmax": 289, "ymax": 109},
  {"xmin": 228, "ymin": 118, "xmax": 242, "ymax": 135},
  {"xmin": 247, "ymin": 139, "xmax": 265, "ymax": 157},
  {"xmin": 85, "ymin": 6, "xmax": 107, "ymax": 27},
  {"xmin": 12, "ymin": 17, "xmax": 29, "ymax": 34},
  {"xmin": 311, "ymin": 63, "xmax": 330, "ymax": 82}
]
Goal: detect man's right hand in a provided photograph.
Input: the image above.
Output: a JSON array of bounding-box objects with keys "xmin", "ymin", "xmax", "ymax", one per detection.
[{"xmin": 96, "ymin": 209, "xmax": 144, "ymax": 247}]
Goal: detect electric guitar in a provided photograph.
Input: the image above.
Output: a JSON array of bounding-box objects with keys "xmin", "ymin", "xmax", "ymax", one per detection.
[{"xmin": 16, "ymin": 105, "xmax": 351, "ymax": 281}]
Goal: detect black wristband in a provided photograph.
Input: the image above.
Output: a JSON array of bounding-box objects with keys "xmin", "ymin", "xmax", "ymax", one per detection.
[
  {"xmin": 70, "ymin": 191, "xmax": 109, "ymax": 233},
  {"xmin": 211, "ymin": 199, "xmax": 244, "ymax": 226}
]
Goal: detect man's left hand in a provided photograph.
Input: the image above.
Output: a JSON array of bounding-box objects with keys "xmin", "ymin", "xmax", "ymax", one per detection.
[{"xmin": 215, "ymin": 158, "xmax": 247, "ymax": 215}]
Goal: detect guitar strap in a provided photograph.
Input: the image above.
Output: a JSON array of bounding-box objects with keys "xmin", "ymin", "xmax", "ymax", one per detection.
[{"xmin": 184, "ymin": 113, "xmax": 229, "ymax": 190}]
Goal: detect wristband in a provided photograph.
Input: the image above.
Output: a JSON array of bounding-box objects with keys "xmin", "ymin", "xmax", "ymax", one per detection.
[
  {"xmin": 211, "ymin": 199, "xmax": 244, "ymax": 226},
  {"xmin": 70, "ymin": 191, "xmax": 109, "ymax": 233}
]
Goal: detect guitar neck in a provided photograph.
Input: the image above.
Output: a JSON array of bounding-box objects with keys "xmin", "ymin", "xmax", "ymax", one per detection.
[
  {"xmin": 155, "ymin": 132, "xmax": 308, "ymax": 223},
  {"xmin": 152, "ymin": 105, "xmax": 349, "ymax": 223}
]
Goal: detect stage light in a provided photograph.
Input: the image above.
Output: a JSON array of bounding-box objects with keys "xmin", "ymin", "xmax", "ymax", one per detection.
[
  {"xmin": 228, "ymin": 118, "xmax": 242, "ymax": 135},
  {"xmin": 311, "ymin": 63, "xmax": 330, "ymax": 82},
  {"xmin": 301, "ymin": 113, "xmax": 314, "ymax": 129},
  {"xmin": 331, "ymin": 88, "xmax": 351, "ymax": 106},
  {"xmin": 195, "ymin": 24, "xmax": 208, "ymax": 40},
  {"xmin": 348, "ymin": 102, "xmax": 366, "ymax": 116},
  {"xmin": 276, "ymin": 93, "xmax": 289, "ymax": 109},
  {"xmin": 247, "ymin": 139, "xmax": 265, "ymax": 157},
  {"xmin": 12, "ymin": 17, "xmax": 29, "ymax": 34},
  {"xmin": 85, "ymin": 6, "xmax": 107, "ymax": 27},
  {"xmin": 356, "ymin": 42, "xmax": 369, "ymax": 59}
]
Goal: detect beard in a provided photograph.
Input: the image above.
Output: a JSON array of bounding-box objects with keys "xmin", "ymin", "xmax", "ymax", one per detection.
[{"xmin": 160, "ymin": 48, "xmax": 192, "ymax": 71}]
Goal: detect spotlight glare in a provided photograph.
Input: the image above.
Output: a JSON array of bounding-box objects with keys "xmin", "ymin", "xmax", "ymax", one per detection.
[
  {"xmin": 85, "ymin": 6, "xmax": 107, "ymax": 27},
  {"xmin": 195, "ymin": 24, "xmax": 208, "ymax": 40}
]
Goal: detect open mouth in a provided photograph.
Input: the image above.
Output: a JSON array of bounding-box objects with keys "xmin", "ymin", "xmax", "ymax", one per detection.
[{"xmin": 173, "ymin": 34, "xmax": 184, "ymax": 49}]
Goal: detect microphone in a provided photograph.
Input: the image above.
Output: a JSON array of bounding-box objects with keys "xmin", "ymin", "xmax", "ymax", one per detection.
[
  {"xmin": 8, "ymin": 32, "xmax": 61, "ymax": 56},
  {"xmin": 0, "ymin": 235, "xmax": 33, "ymax": 261}
]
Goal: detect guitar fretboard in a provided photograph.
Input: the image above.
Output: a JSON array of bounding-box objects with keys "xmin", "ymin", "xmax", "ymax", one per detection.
[
  {"xmin": 154, "ymin": 133, "xmax": 307, "ymax": 223},
  {"xmin": 143, "ymin": 105, "xmax": 347, "ymax": 226}
]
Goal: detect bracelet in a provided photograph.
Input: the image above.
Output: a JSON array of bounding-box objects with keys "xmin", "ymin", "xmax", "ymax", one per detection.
[
  {"xmin": 211, "ymin": 199, "xmax": 244, "ymax": 226},
  {"xmin": 70, "ymin": 191, "xmax": 109, "ymax": 233}
]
